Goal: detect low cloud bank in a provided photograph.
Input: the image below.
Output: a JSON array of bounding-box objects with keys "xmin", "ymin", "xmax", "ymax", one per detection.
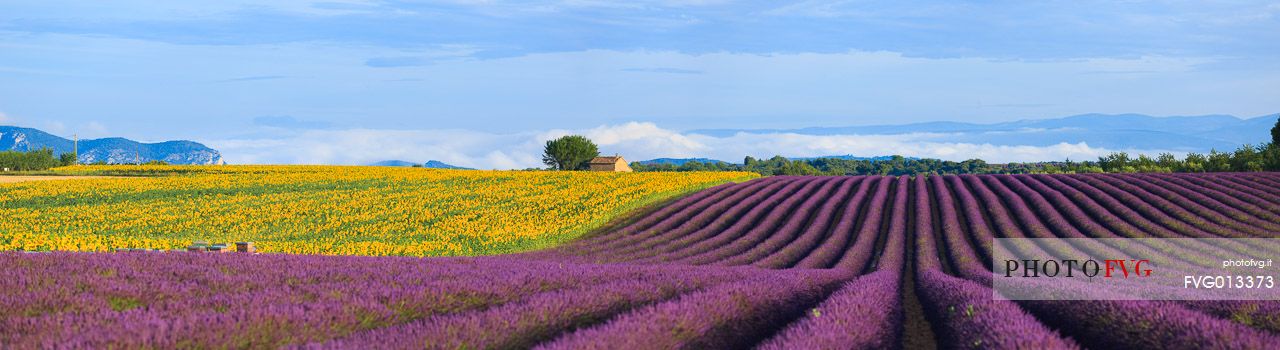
[{"xmin": 207, "ymin": 122, "xmax": 1172, "ymax": 169}]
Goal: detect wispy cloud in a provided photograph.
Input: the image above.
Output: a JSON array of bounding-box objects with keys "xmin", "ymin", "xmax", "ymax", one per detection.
[
  {"xmin": 82, "ymin": 121, "xmax": 109, "ymax": 138},
  {"xmin": 974, "ymin": 103, "xmax": 1055, "ymax": 109},
  {"xmin": 216, "ymin": 75, "xmax": 288, "ymax": 83},
  {"xmin": 253, "ymin": 115, "xmax": 332, "ymax": 129},
  {"xmin": 364, "ymin": 46, "xmax": 484, "ymax": 67},
  {"xmin": 365, "ymin": 57, "xmax": 434, "ymax": 68},
  {"xmin": 0, "ymin": 111, "xmax": 10, "ymax": 123},
  {"xmin": 4, "ymin": 1, "xmax": 1275, "ymax": 61},
  {"xmin": 1077, "ymin": 70, "xmax": 1161, "ymax": 75},
  {"xmin": 621, "ymin": 67, "xmax": 704, "ymax": 74},
  {"xmin": 43, "ymin": 121, "xmax": 66, "ymax": 134}
]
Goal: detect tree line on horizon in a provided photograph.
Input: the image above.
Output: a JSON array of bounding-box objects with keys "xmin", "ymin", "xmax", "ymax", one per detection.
[
  {"xmin": 0, "ymin": 149, "xmax": 173, "ymax": 171},
  {"xmin": 631, "ymin": 117, "xmax": 1280, "ymax": 176},
  {"xmin": 0, "ymin": 149, "xmax": 76, "ymax": 171}
]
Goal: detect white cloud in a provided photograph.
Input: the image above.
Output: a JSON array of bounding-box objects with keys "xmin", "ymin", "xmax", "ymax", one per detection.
[
  {"xmin": 206, "ymin": 122, "xmax": 1168, "ymax": 168},
  {"xmin": 539, "ymin": 122, "xmax": 710, "ymax": 159},
  {"xmin": 82, "ymin": 121, "xmax": 109, "ymax": 137},
  {"xmin": 43, "ymin": 121, "xmax": 66, "ymax": 133},
  {"xmin": 682, "ymin": 131, "xmax": 1155, "ymax": 164},
  {"xmin": 0, "ymin": 111, "xmax": 9, "ymax": 123}
]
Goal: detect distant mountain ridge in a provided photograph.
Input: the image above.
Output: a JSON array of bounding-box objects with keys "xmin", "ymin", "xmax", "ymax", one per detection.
[
  {"xmin": 369, "ymin": 159, "xmax": 473, "ymax": 170},
  {"xmin": 0, "ymin": 126, "xmax": 223, "ymax": 165},
  {"xmin": 424, "ymin": 160, "xmax": 472, "ymax": 170},
  {"xmin": 370, "ymin": 160, "xmax": 418, "ymax": 167},
  {"xmin": 690, "ymin": 113, "xmax": 1280, "ymax": 152}
]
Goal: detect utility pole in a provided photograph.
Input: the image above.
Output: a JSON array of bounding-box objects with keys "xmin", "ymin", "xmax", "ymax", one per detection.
[{"xmin": 73, "ymin": 134, "xmax": 78, "ymax": 165}]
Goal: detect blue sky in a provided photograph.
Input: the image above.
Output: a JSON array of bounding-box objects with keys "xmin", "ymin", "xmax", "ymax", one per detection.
[{"xmin": 1, "ymin": 1, "xmax": 1277, "ymax": 167}]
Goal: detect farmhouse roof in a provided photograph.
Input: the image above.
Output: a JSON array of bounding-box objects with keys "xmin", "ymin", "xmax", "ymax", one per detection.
[{"xmin": 589, "ymin": 156, "xmax": 625, "ymax": 164}]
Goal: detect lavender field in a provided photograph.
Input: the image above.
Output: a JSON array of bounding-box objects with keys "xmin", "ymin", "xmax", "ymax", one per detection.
[{"xmin": 5, "ymin": 172, "xmax": 1280, "ymax": 349}]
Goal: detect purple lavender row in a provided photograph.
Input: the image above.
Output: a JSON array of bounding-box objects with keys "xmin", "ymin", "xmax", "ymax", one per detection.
[
  {"xmin": 5, "ymin": 253, "xmax": 586, "ymax": 346},
  {"xmin": 874, "ymin": 176, "xmax": 909, "ymax": 274},
  {"xmin": 916, "ymin": 173, "xmax": 962, "ymax": 271},
  {"xmin": 980, "ymin": 175, "xmax": 1089, "ymax": 239},
  {"xmin": 1181, "ymin": 300, "xmax": 1280, "ymax": 333},
  {"xmin": 1116, "ymin": 173, "xmax": 1280, "ymax": 234},
  {"xmin": 994, "ymin": 174, "xmax": 1212, "ymax": 265},
  {"xmin": 979, "ymin": 261, "xmax": 1278, "ymax": 347},
  {"xmin": 1016, "ymin": 175, "xmax": 1263, "ymax": 272},
  {"xmin": 946, "ymin": 175, "xmax": 998, "ymax": 263},
  {"xmin": 990, "ymin": 176, "xmax": 1207, "ymax": 277},
  {"xmin": 962, "ymin": 175, "xmax": 1054, "ymax": 238},
  {"xmin": 1239, "ymin": 173, "xmax": 1280, "ymax": 205},
  {"xmin": 999, "ymin": 175, "xmax": 1231, "ymax": 272},
  {"xmin": 656, "ymin": 177, "xmax": 830, "ymax": 265},
  {"xmin": 828, "ymin": 176, "xmax": 897, "ymax": 272},
  {"xmin": 912, "ymin": 176, "xmax": 1080, "ymax": 349},
  {"xmin": 1081, "ymin": 174, "xmax": 1248, "ymax": 238},
  {"xmin": 939, "ymin": 175, "xmax": 1050, "ymax": 281},
  {"xmin": 1050, "ymin": 174, "xmax": 1216, "ymax": 238},
  {"xmin": 969, "ymin": 175, "xmax": 1226, "ymax": 280},
  {"xmin": 602, "ymin": 176, "xmax": 803, "ymax": 262},
  {"xmin": 947, "ymin": 175, "xmax": 1131, "ymax": 284},
  {"xmin": 961, "ymin": 175, "xmax": 1053, "ymax": 239},
  {"xmin": 586, "ymin": 177, "xmax": 786, "ymax": 250},
  {"xmin": 931, "ymin": 175, "xmax": 995, "ymax": 278},
  {"xmin": 2, "ymin": 254, "xmax": 590, "ymax": 347},
  {"xmin": 759, "ymin": 176, "xmax": 910, "ymax": 349},
  {"xmin": 952, "ymin": 176, "xmax": 1280, "ymax": 347},
  {"xmin": 967, "ymin": 175, "xmax": 1187, "ymax": 282},
  {"xmin": 759, "ymin": 271, "xmax": 902, "ymax": 349},
  {"xmin": 940, "ymin": 177, "xmax": 1239, "ymax": 349},
  {"xmin": 1030, "ymin": 174, "xmax": 1180, "ymax": 238},
  {"xmin": 918, "ymin": 270, "xmax": 1080, "ymax": 349},
  {"xmin": 534, "ymin": 269, "xmax": 851, "ymax": 349},
  {"xmin": 1106, "ymin": 178, "xmax": 1280, "ymax": 332},
  {"xmin": 311, "ymin": 264, "xmax": 767, "ymax": 349},
  {"xmin": 1216, "ymin": 172, "xmax": 1280, "ymax": 201},
  {"xmin": 566, "ymin": 177, "xmax": 782, "ymax": 260},
  {"xmin": 963, "ymin": 175, "xmax": 1109, "ymax": 263},
  {"xmin": 1031, "ymin": 174, "xmax": 1279, "ymax": 260},
  {"xmin": 1231, "ymin": 172, "xmax": 1280, "ymax": 198},
  {"xmin": 792, "ymin": 176, "xmax": 890, "ymax": 269},
  {"xmin": 1198, "ymin": 173, "xmax": 1280, "ymax": 214},
  {"xmin": 1196, "ymin": 172, "xmax": 1280, "ymax": 199},
  {"xmin": 697, "ymin": 177, "xmax": 844, "ymax": 266},
  {"xmin": 949, "ymin": 175, "xmax": 1086, "ymax": 281},
  {"xmin": 1010, "ymin": 176, "xmax": 1262, "ymax": 283},
  {"xmin": 719, "ymin": 177, "xmax": 857, "ymax": 266},
  {"xmin": 553, "ymin": 180, "xmax": 744, "ymax": 256},
  {"xmin": 1149, "ymin": 173, "xmax": 1280, "ymax": 223},
  {"xmin": 1157, "ymin": 173, "xmax": 1280, "ymax": 224},
  {"xmin": 1000, "ymin": 175, "xmax": 1117, "ymax": 237},
  {"xmin": 0, "ymin": 253, "xmax": 745, "ymax": 348},
  {"xmin": 1116, "ymin": 172, "xmax": 1280, "ymax": 236},
  {"xmin": 1019, "ymin": 299, "xmax": 1280, "ymax": 349},
  {"xmin": 621, "ymin": 177, "xmax": 811, "ymax": 263},
  {"xmin": 752, "ymin": 176, "xmax": 867, "ymax": 269}
]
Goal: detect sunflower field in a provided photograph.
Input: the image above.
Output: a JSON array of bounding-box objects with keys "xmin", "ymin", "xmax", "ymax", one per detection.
[{"xmin": 0, "ymin": 165, "xmax": 756, "ymax": 256}]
